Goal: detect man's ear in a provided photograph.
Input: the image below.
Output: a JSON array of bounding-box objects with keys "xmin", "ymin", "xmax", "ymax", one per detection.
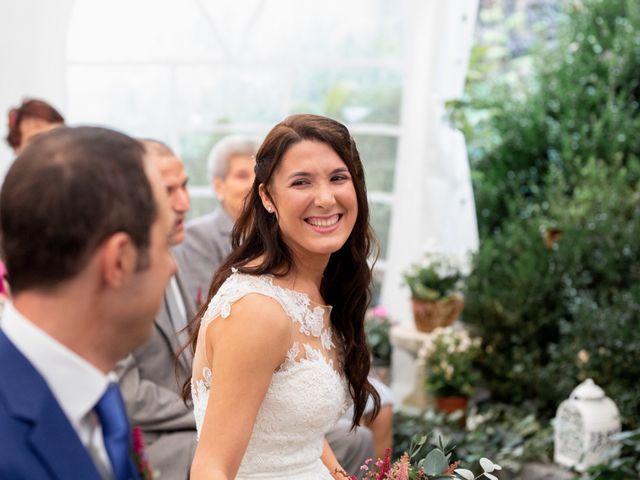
[{"xmin": 100, "ymin": 232, "xmax": 137, "ymax": 288}]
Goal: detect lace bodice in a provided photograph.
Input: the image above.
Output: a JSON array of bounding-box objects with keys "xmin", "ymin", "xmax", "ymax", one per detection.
[{"xmin": 191, "ymin": 272, "xmax": 350, "ymax": 479}]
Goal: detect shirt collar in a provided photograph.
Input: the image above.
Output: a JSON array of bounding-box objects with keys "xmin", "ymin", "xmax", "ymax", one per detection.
[{"xmin": 2, "ymin": 302, "xmax": 111, "ymax": 424}]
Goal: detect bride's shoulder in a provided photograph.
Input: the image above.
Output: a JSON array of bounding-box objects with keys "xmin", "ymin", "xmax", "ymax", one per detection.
[
  {"xmin": 201, "ymin": 271, "xmax": 289, "ymax": 328},
  {"xmin": 216, "ymin": 270, "xmax": 274, "ymax": 298},
  {"xmin": 204, "ymin": 281, "xmax": 292, "ymax": 353}
]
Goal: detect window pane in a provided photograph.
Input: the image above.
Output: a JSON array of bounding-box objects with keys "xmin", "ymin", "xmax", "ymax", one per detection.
[
  {"xmin": 237, "ymin": 0, "xmax": 404, "ymax": 63},
  {"xmin": 67, "ymin": 66, "xmax": 172, "ymax": 138},
  {"xmin": 292, "ymin": 68, "xmax": 402, "ymax": 125},
  {"xmin": 178, "ymin": 131, "xmax": 220, "ymax": 186},
  {"xmin": 371, "ymin": 269, "xmax": 384, "ymax": 306},
  {"xmin": 370, "ymin": 201, "xmax": 392, "ymax": 260},
  {"xmin": 175, "ymin": 66, "xmax": 290, "ymax": 127},
  {"xmin": 355, "ymin": 135, "xmax": 398, "ymax": 192},
  {"xmin": 187, "ymin": 194, "xmax": 218, "ymax": 222}
]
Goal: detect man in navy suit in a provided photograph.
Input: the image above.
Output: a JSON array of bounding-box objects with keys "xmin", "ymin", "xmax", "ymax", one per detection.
[{"xmin": 0, "ymin": 126, "xmax": 176, "ymax": 479}]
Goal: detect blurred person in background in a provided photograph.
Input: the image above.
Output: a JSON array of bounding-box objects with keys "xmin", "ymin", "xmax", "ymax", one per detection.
[
  {"xmin": 6, "ymin": 98, "xmax": 65, "ymax": 154},
  {"xmin": 117, "ymin": 139, "xmax": 197, "ymax": 480},
  {"xmin": 174, "ymin": 134, "xmax": 259, "ymax": 312}
]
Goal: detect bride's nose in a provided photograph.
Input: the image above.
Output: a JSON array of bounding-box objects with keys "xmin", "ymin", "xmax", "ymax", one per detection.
[{"xmin": 314, "ymin": 183, "xmax": 335, "ymax": 209}]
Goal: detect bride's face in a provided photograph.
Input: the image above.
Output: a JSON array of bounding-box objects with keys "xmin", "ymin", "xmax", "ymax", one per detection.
[{"xmin": 259, "ymin": 140, "xmax": 358, "ymax": 260}]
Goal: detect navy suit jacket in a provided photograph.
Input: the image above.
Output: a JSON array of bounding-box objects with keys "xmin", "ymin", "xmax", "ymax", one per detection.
[{"xmin": 0, "ymin": 330, "xmax": 103, "ymax": 479}]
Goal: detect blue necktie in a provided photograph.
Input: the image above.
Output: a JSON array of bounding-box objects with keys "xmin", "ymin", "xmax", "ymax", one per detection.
[{"xmin": 95, "ymin": 383, "xmax": 137, "ymax": 480}]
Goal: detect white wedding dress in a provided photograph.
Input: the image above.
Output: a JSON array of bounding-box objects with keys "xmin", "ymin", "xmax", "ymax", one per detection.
[{"xmin": 191, "ymin": 271, "xmax": 350, "ymax": 479}]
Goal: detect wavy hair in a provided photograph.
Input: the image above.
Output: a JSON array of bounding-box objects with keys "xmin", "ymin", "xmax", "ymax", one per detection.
[{"xmin": 183, "ymin": 114, "xmax": 380, "ymax": 427}]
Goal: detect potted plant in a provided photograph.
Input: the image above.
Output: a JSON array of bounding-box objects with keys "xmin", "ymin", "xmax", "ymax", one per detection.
[
  {"xmin": 365, "ymin": 306, "xmax": 394, "ymax": 384},
  {"xmin": 404, "ymin": 253, "xmax": 465, "ymax": 332},
  {"xmin": 418, "ymin": 326, "xmax": 481, "ymax": 413}
]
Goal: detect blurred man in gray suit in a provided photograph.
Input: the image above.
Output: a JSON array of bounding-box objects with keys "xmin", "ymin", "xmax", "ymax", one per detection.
[
  {"xmin": 174, "ymin": 135, "xmax": 258, "ymax": 313},
  {"xmin": 117, "ymin": 140, "xmax": 196, "ymax": 480},
  {"xmin": 174, "ymin": 135, "xmax": 376, "ymax": 477}
]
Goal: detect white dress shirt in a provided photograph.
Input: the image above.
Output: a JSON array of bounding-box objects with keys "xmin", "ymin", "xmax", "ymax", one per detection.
[
  {"xmin": 2, "ymin": 302, "xmax": 115, "ymax": 480},
  {"xmin": 169, "ymin": 276, "xmax": 187, "ymax": 329}
]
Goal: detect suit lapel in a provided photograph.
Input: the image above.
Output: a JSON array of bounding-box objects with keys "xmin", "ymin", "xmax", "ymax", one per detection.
[
  {"xmin": 28, "ymin": 403, "xmax": 103, "ymax": 480},
  {"xmin": 0, "ymin": 332, "xmax": 102, "ymax": 480}
]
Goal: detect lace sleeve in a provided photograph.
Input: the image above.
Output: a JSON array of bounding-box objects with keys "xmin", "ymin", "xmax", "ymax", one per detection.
[{"xmin": 201, "ymin": 271, "xmax": 273, "ymax": 327}]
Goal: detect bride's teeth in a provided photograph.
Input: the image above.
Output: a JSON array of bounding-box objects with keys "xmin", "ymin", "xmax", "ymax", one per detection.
[{"xmin": 308, "ymin": 215, "xmax": 339, "ymax": 227}]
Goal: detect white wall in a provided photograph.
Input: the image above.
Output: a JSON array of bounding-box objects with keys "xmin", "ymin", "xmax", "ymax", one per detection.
[{"xmin": 0, "ymin": 0, "xmax": 74, "ymax": 175}]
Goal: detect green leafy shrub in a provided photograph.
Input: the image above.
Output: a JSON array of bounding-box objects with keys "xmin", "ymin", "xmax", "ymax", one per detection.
[
  {"xmin": 394, "ymin": 403, "xmax": 553, "ymax": 476},
  {"xmin": 460, "ymin": 0, "xmax": 640, "ymax": 429},
  {"xmin": 581, "ymin": 428, "xmax": 640, "ymax": 480},
  {"xmin": 365, "ymin": 306, "xmax": 393, "ymax": 366}
]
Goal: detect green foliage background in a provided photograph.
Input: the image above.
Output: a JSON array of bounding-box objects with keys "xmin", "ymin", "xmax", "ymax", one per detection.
[{"xmin": 457, "ymin": 0, "xmax": 640, "ymax": 428}]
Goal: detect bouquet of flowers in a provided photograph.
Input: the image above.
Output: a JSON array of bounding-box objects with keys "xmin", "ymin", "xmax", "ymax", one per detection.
[
  {"xmin": 419, "ymin": 326, "xmax": 482, "ymax": 398},
  {"xmin": 365, "ymin": 305, "xmax": 394, "ymax": 367},
  {"xmin": 347, "ymin": 434, "xmax": 502, "ymax": 480}
]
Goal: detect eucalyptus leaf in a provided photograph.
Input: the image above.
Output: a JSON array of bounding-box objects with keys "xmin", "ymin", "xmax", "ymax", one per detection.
[
  {"xmin": 424, "ymin": 449, "xmax": 448, "ymax": 475},
  {"xmin": 454, "ymin": 469, "xmax": 475, "ymax": 480}
]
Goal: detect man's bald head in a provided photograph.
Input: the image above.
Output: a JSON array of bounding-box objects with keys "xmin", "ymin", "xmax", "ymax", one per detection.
[{"xmin": 140, "ymin": 139, "xmax": 174, "ymax": 158}]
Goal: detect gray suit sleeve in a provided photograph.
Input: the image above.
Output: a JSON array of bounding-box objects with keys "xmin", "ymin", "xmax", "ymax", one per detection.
[{"xmin": 116, "ymin": 354, "xmax": 196, "ymax": 432}]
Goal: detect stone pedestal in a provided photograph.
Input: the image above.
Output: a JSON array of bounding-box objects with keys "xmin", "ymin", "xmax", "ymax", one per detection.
[{"xmin": 390, "ymin": 325, "xmax": 432, "ymax": 410}]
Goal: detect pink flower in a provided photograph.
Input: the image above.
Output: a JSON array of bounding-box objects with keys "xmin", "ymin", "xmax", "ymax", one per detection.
[
  {"xmin": 371, "ymin": 305, "xmax": 389, "ymax": 317},
  {"xmin": 375, "ymin": 449, "xmax": 392, "ymax": 480},
  {"xmin": 388, "ymin": 454, "xmax": 410, "ymax": 480},
  {"xmin": 131, "ymin": 427, "xmax": 154, "ymax": 480}
]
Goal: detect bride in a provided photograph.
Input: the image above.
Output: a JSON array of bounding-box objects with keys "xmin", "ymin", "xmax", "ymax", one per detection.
[{"xmin": 185, "ymin": 114, "xmax": 380, "ymax": 479}]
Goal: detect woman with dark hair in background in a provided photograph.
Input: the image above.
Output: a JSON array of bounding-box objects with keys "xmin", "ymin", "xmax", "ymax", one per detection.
[
  {"xmin": 186, "ymin": 114, "xmax": 380, "ymax": 479},
  {"xmin": 6, "ymin": 98, "xmax": 64, "ymax": 154}
]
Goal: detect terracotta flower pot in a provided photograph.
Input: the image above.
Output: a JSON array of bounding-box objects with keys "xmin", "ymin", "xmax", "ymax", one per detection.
[
  {"xmin": 412, "ymin": 293, "xmax": 464, "ymax": 333},
  {"xmin": 435, "ymin": 395, "xmax": 469, "ymax": 413}
]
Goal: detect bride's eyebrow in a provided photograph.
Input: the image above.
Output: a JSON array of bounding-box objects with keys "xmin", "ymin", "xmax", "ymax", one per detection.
[
  {"xmin": 287, "ymin": 168, "xmax": 349, "ymax": 180},
  {"xmin": 287, "ymin": 171, "xmax": 312, "ymax": 180}
]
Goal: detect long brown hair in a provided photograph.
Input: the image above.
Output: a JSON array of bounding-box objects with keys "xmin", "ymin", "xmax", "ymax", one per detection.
[{"xmin": 182, "ymin": 114, "xmax": 380, "ymax": 427}]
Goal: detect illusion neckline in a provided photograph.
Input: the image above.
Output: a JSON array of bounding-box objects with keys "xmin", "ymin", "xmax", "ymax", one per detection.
[{"xmin": 231, "ymin": 270, "xmax": 333, "ymax": 312}]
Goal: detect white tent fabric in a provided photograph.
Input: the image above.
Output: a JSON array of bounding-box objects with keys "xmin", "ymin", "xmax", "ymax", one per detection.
[{"xmin": 382, "ymin": 0, "xmax": 479, "ymax": 402}]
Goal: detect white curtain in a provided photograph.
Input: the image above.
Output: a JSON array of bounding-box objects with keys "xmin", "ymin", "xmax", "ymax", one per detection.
[{"xmin": 382, "ymin": 0, "xmax": 479, "ymax": 402}]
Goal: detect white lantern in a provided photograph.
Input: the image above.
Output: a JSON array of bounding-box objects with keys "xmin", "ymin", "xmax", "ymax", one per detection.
[{"xmin": 554, "ymin": 378, "xmax": 621, "ymax": 472}]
